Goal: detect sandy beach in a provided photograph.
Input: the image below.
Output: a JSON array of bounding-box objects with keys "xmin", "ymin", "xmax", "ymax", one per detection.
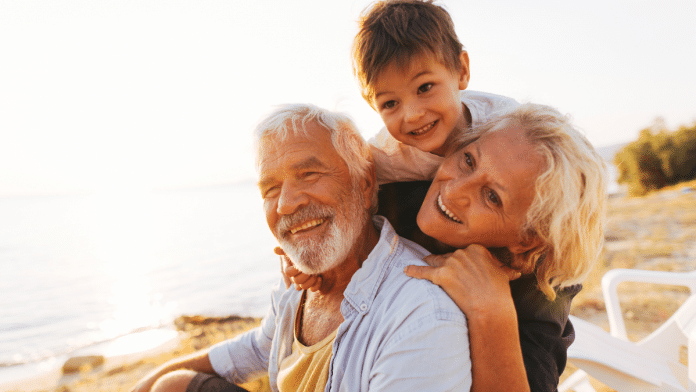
[{"xmin": 5, "ymin": 183, "xmax": 696, "ymax": 392}]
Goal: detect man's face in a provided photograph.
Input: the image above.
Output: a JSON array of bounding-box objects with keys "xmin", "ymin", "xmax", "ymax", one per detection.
[{"xmin": 257, "ymin": 122, "xmax": 369, "ymax": 274}]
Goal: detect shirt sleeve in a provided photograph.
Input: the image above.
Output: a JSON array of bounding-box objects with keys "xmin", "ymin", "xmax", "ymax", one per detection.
[
  {"xmin": 208, "ymin": 280, "xmax": 286, "ymax": 384},
  {"xmin": 511, "ymin": 276, "xmax": 581, "ymax": 392}
]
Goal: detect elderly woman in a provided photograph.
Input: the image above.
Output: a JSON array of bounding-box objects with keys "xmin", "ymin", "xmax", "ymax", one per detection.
[{"xmin": 285, "ymin": 103, "xmax": 607, "ymax": 392}]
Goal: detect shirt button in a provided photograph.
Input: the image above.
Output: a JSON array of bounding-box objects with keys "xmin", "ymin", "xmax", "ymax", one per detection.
[{"xmin": 360, "ymin": 304, "xmax": 367, "ymax": 311}]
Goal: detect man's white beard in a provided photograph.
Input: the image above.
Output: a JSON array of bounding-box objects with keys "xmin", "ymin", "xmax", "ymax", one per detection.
[{"xmin": 276, "ymin": 189, "xmax": 368, "ymax": 275}]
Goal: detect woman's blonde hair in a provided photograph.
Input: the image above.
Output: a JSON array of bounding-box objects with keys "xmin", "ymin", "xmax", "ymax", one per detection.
[{"xmin": 458, "ymin": 103, "xmax": 607, "ymax": 300}]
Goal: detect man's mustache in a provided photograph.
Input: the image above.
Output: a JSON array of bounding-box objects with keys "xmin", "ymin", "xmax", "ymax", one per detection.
[{"xmin": 275, "ymin": 204, "xmax": 335, "ymax": 238}]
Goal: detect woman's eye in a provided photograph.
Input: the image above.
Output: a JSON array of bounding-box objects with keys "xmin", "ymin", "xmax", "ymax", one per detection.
[
  {"xmin": 417, "ymin": 83, "xmax": 433, "ymax": 94},
  {"xmin": 487, "ymin": 190, "xmax": 501, "ymax": 206},
  {"xmin": 463, "ymin": 152, "xmax": 473, "ymax": 168}
]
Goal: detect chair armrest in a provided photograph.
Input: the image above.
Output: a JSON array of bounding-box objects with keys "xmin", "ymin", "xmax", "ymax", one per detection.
[{"xmin": 601, "ymin": 269, "xmax": 696, "ymax": 340}]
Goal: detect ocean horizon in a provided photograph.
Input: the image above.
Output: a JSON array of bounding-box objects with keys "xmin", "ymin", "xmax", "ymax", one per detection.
[{"xmin": 0, "ymin": 182, "xmax": 280, "ymax": 384}]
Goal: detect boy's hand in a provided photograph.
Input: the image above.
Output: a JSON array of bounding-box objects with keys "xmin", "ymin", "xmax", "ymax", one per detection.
[{"xmin": 274, "ymin": 246, "xmax": 322, "ymax": 292}]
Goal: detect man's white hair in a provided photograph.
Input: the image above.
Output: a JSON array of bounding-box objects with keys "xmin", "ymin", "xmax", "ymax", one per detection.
[{"xmin": 253, "ymin": 103, "xmax": 377, "ymax": 214}]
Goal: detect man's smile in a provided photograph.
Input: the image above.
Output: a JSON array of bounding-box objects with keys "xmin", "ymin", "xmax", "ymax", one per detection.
[{"xmin": 289, "ymin": 218, "xmax": 326, "ymax": 234}]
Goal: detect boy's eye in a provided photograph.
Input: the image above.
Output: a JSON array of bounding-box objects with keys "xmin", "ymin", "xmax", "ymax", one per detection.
[
  {"xmin": 417, "ymin": 83, "xmax": 433, "ymax": 94},
  {"xmin": 381, "ymin": 100, "xmax": 397, "ymax": 110}
]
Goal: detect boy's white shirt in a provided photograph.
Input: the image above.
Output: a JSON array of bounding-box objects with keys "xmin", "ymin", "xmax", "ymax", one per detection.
[{"xmin": 370, "ymin": 90, "xmax": 519, "ymax": 184}]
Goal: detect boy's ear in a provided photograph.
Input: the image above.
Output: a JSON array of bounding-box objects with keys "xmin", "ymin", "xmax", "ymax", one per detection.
[{"xmin": 458, "ymin": 51, "xmax": 470, "ymax": 90}]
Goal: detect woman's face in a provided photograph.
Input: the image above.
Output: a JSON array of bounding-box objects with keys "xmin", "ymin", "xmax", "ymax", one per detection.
[{"xmin": 416, "ymin": 125, "xmax": 545, "ymax": 251}]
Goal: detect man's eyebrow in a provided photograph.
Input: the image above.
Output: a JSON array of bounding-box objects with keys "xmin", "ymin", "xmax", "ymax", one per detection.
[
  {"xmin": 257, "ymin": 156, "xmax": 327, "ymax": 189},
  {"xmin": 291, "ymin": 156, "xmax": 326, "ymax": 171}
]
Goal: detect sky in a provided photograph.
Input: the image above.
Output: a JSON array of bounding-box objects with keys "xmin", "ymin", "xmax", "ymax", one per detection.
[{"xmin": 2, "ymin": 0, "xmax": 695, "ymax": 196}]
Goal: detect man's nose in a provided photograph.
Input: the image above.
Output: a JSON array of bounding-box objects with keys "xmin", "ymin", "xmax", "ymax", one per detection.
[{"xmin": 276, "ymin": 181, "xmax": 309, "ymax": 216}]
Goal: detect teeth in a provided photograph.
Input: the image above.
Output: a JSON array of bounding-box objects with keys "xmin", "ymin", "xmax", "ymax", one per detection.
[
  {"xmin": 410, "ymin": 121, "xmax": 436, "ymax": 136},
  {"xmin": 438, "ymin": 195, "xmax": 461, "ymax": 223},
  {"xmin": 290, "ymin": 219, "xmax": 325, "ymax": 234}
]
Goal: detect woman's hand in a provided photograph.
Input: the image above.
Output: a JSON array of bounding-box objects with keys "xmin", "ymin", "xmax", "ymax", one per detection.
[
  {"xmin": 404, "ymin": 244, "xmax": 521, "ymax": 314},
  {"xmin": 275, "ymin": 247, "xmax": 322, "ymax": 291}
]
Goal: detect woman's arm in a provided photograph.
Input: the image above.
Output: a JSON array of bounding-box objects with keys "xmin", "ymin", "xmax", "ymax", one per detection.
[{"xmin": 404, "ymin": 245, "xmax": 530, "ymax": 392}]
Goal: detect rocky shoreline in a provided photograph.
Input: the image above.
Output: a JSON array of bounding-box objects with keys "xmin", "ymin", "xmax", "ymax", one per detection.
[{"xmin": 2, "ymin": 315, "xmax": 269, "ymax": 392}]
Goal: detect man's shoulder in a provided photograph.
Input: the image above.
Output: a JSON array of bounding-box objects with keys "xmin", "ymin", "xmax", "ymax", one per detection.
[{"xmin": 374, "ymin": 235, "xmax": 466, "ymax": 324}]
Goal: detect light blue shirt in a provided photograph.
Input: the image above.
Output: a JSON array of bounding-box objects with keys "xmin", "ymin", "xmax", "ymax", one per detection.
[{"xmin": 209, "ymin": 216, "xmax": 472, "ymax": 391}]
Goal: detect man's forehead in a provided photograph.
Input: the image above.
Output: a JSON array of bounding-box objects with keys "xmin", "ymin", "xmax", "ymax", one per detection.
[{"xmin": 258, "ymin": 127, "xmax": 340, "ymax": 175}]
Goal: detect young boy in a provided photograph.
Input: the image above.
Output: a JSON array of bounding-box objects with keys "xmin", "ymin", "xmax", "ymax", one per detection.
[
  {"xmin": 286, "ymin": 1, "xmax": 579, "ymax": 392},
  {"xmin": 352, "ymin": 0, "xmax": 518, "ymax": 184}
]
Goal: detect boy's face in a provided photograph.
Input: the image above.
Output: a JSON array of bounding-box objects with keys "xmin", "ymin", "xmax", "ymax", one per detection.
[{"xmin": 372, "ymin": 52, "xmax": 470, "ymax": 156}]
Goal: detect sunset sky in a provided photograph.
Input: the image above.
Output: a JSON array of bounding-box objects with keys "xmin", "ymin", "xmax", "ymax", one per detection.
[{"xmin": 2, "ymin": 0, "xmax": 695, "ymax": 195}]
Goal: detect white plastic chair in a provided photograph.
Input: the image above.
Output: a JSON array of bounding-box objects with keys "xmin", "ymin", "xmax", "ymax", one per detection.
[{"xmin": 559, "ymin": 269, "xmax": 696, "ymax": 392}]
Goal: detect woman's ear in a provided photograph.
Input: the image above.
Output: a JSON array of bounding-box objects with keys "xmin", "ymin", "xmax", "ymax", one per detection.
[{"xmin": 508, "ymin": 235, "xmax": 544, "ymax": 255}]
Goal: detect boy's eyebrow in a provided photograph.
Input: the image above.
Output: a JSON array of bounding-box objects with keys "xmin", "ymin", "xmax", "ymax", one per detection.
[{"xmin": 373, "ymin": 69, "xmax": 434, "ymax": 99}]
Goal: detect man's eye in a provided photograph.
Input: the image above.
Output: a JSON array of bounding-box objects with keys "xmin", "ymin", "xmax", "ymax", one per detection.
[
  {"xmin": 262, "ymin": 187, "xmax": 279, "ymax": 199},
  {"xmin": 300, "ymin": 171, "xmax": 320, "ymax": 180},
  {"xmin": 417, "ymin": 83, "xmax": 433, "ymax": 94}
]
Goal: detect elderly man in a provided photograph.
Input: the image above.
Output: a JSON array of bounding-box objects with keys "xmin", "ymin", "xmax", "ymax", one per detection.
[{"xmin": 131, "ymin": 104, "xmax": 471, "ymax": 392}]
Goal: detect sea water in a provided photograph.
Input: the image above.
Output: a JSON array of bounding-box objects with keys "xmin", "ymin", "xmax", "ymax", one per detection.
[{"xmin": 0, "ymin": 182, "xmax": 280, "ymax": 384}]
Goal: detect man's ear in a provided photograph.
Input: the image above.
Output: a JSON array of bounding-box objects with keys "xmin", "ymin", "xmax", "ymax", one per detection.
[
  {"xmin": 360, "ymin": 162, "xmax": 377, "ymax": 211},
  {"xmin": 458, "ymin": 51, "xmax": 470, "ymax": 90}
]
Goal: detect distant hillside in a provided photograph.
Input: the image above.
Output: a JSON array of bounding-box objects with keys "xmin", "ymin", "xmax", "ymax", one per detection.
[{"xmin": 595, "ymin": 143, "xmax": 627, "ymax": 162}]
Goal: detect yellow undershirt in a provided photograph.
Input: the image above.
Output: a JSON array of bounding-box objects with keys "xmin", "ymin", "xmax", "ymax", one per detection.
[{"xmin": 277, "ymin": 291, "xmax": 337, "ymax": 392}]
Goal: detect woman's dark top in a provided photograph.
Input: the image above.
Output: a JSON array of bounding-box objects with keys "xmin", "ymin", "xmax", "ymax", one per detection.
[{"xmin": 377, "ymin": 181, "xmax": 579, "ymax": 392}]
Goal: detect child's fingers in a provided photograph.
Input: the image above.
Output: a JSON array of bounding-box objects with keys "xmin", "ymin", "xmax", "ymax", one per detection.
[
  {"xmin": 423, "ymin": 254, "xmax": 448, "ymax": 268},
  {"xmin": 404, "ymin": 265, "xmax": 437, "ymax": 282},
  {"xmin": 308, "ymin": 276, "xmax": 322, "ymax": 292},
  {"xmin": 284, "ymin": 264, "xmax": 302, "ymax": 278}
]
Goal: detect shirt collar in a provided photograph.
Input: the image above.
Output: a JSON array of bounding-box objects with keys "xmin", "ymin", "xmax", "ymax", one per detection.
[{"xmin": 341, "ymin": 215, "xmax": 400, "ymax": 314}]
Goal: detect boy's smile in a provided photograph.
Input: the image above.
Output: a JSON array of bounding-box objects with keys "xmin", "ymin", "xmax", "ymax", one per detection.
[{"xmin": 372, "ymin": 51, "xmax": 470, "ymax": 156}]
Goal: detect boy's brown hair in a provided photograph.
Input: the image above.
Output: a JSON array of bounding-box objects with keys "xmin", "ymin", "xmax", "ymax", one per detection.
[{"xmin": 352, "ymin": 0, "xmax": 464, "ymax": 107}]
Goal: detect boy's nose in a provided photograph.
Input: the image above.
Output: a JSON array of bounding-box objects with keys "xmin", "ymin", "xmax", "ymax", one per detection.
[{"xmin": 404, "ymin": 101, "xmax": 425, "ymax": 123}]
